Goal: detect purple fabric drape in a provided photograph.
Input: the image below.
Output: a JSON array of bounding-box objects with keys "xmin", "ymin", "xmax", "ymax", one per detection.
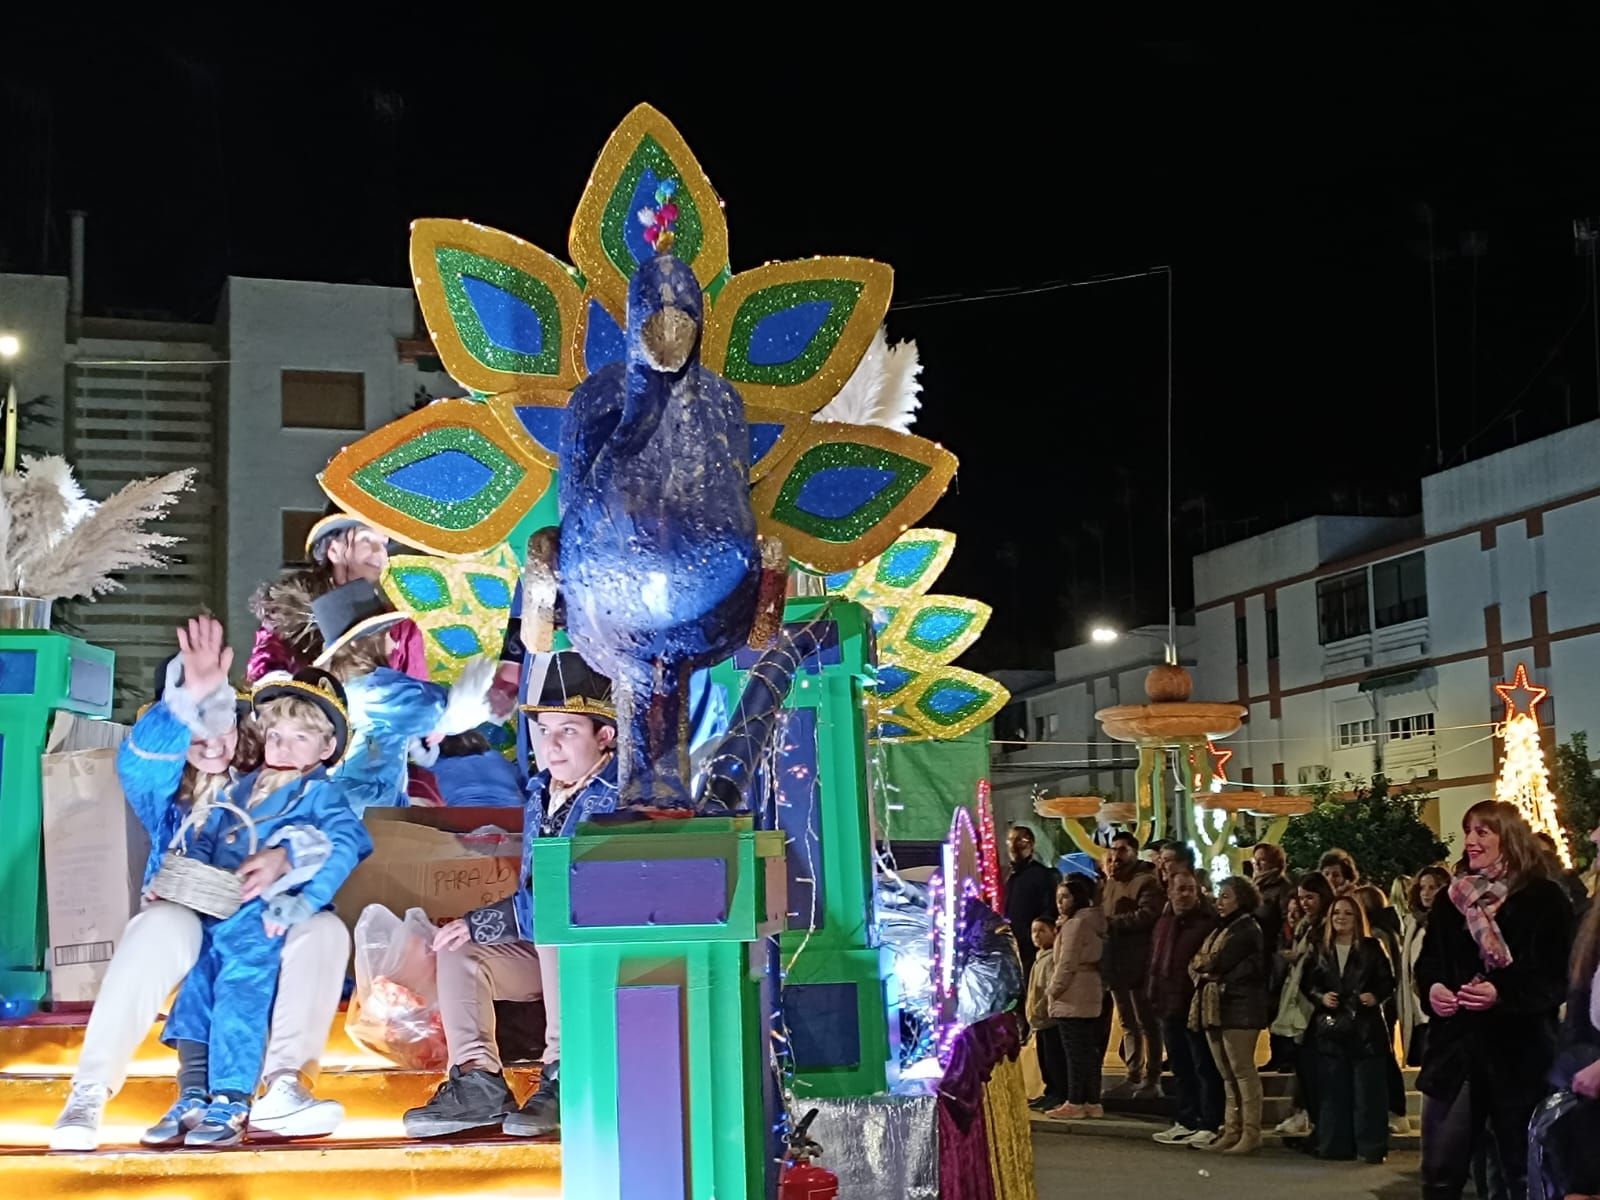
[{"xmin": 937, "ymin": 1012, "xmax": 1023, "ymax": 1200}]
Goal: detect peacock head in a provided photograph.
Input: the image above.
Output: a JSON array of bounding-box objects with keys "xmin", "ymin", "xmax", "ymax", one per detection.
[{"xmin": 628, "ymin": 251, "xmax": 703, "ymax": 374}]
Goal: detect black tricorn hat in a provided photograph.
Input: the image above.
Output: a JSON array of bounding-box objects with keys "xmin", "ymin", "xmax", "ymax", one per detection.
[
  {"xmin": 519, "ymin": 651, "xmax": 615, "ymax": 722},
  {"xmin": 251, "ymin": 667, "xmax": 351, "ymax": 766},
  {"xmin": 310, "ymin": 579, "xmax": 407, "ymax": 669}
]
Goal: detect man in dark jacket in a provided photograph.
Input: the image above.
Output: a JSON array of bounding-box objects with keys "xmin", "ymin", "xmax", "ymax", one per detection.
[
  {"xmin": 1004, "ymin": 824, "xmax": 1060, "ymax": 982},
  {"xmin": 1103, "ymin": 830, "xmax": 1166, "ymax": 1096},
  {"xmin": 1148, "ymin": 870, "xmax": 1223, "ymax": 1144}
]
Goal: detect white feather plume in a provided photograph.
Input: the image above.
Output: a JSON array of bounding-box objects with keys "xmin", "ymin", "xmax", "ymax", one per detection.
[{"xmin": 813, "ymin": 326, "xmax": 923, "ymax": 433}]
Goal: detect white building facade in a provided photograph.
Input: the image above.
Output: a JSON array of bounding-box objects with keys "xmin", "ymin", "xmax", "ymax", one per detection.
[{"xmin": 1190, "ymin": 419, "xmax": 1600, "ymax": 843}]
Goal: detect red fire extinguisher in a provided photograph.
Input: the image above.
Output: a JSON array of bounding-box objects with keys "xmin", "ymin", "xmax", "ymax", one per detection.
[{"xmin": 779, "ymin": 1108, "xmax": 839, "ymax": 1200}]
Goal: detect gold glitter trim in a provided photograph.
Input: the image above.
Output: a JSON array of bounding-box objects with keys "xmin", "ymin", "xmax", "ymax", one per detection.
[
  {"xmin": 743, "ymin": 403, "xmax": 809, "ymax": 483},
  {"xmin": 252, "ymin": 676, "xmax": 350, "ymax": 726},
  {"xmin": 880, "ymin": 595, "xmax": 993, "ymax": 671},
  {"xmin": 835, "ymin": 528, "xmax": 959, "ymax": 602},
  {"xmin": 409, "ymin": 218, "xmax": 584, "ymax": 395},
  {"xmin": 487, "ymin": 388, "xmax": 570, "ymax": 470},
  {"xmin": 701, "ymin": 257, "xmax": 894, "ymax": 415},
  {"xmin": 520, "ymin": 695, "xmax": 618, "ymax": 721},
  {"xmin": 569, "ymin": 104, "xmax": 730, "ymax": 323},
  {"xmin": 382, "ymin": 552, "xmax": 521, "ymax": 684}
]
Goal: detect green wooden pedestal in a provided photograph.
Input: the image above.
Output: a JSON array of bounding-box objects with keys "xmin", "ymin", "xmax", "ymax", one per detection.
[
  {"xmin": 0, "ymin": 630, "xmax": 115, "ymax": 1004},
  {"xmin": 533, "ymin": 818, "xmax": 785, "ymax": 1200}
]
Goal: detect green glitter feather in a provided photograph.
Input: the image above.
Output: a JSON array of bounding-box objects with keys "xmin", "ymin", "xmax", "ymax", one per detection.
[
  {"xmin": 771, "ymin": 441, "xmax": 930, "ymax": 543},
  {"xmin": 389, "ymin": 566, "xmax": 452, "ymax": 613},
  {"xmin": 721, "ymin": 279, "xmax": 865, "ymax": 387},
  {"xmin": 436, "ymin": 247, "xmax": 564, "ymax": 377},
  {"xmin": 599, "ymin": 137, "xmax": 704, "ymax": 280},
  {"xmin": 352, "ymin": 426, "xmax": 525, "ymax": 532}
]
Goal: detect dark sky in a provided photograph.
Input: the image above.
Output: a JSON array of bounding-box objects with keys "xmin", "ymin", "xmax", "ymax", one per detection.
[{"xmin": 8, "ymin": 24, "xmax": 1600, "ymax": 668}]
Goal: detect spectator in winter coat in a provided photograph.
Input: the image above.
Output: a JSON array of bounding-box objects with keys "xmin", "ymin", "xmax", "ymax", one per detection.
[
  {"xmin": 1046, "ymin": 876, "xmax": 1108, "ymax": 1120},
  {"xmin": 1148, "ymin": 870, "xmax": 1224, "ymax": 1147},
  {"xmin": 1102, "ymin": 830, "xmax": 1165, "ymax": 1096},
  {"xmin": 1190, "ymin": 876, "xmax": 1269, "ymax": 1157},
  {"xmin": 1026, "ymin": 919, "xmax": 1067, "ymax": 1110},
  {"xmin": 1399, "ymin": 866, "xmax": 1451, "ymax": 1068},
  {"xmin": 1537, "ymin": 846, "xmax": 1600, "ymax": 1198},
  {"xmin": 1320, "ymin": 848, "xmax": 1360, "ymax": 897},
  {"xmin": 1353, "ymin": 883, "xmax": 1411, "ymax": 1135},
  {"xmin": 1005, "ymin": 824, "xmax": 1061, "ymax": 982}
]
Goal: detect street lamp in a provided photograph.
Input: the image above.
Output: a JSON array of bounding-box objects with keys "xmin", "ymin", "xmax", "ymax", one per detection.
[
  {"xmin": 1089, "ymin": 624, "xmax": 1177, "ymax": 665},
  {"xmin": 0, "ymin": 333, "xmax": 21, "ymax": 475}
]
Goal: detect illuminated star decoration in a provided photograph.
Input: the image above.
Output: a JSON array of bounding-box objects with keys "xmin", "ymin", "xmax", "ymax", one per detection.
[
  {"xmin": 1493, "ymin": 661, "xmax": 1549, "ymax": 724},
  {"xmin": 1206, "ymin": 739, "xmax": 1232, "ymax": 792}
]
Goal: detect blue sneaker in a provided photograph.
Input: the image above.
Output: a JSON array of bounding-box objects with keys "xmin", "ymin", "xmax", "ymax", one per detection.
[
  {"xmin": 185, "ymin": 1098, "xmax": 251, "ymax": 1147},
  {"xmin": 141, "ymin": 1088, "xmax": 209, "ymax": 1146}
]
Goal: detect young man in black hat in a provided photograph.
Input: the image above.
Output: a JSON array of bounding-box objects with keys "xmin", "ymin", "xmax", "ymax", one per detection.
[{"xmin": 404, "ymin": 650, "xmax": 618, "ymax": 1140}]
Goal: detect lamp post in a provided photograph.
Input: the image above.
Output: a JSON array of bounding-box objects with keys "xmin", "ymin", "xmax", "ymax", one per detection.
[
  {"xmin": 1089, "ymin": 624, "xmax": 1178, "ymax": 665},
  {"xmin": 0, "ymin": 334, "xmax": 20, "ymax": 476}
]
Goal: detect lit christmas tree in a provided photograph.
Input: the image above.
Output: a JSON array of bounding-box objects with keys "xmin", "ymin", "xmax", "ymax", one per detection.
[{"xmin": 1492, "ymin": 663, "xmax": 1572, "ymax": 867}]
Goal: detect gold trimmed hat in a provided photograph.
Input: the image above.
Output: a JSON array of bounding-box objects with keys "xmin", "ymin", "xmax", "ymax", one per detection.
[
  {"xmin": 520, "ymin": 650, "xmax": 616, "ymax": 722},
  {"xmin": 251, "ymin": 667, "xmax": 351, "ymax": 765}
]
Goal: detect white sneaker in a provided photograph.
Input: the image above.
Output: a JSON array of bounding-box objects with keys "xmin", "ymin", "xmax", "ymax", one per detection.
[
  {"xmin": 1185, "ymin": 1129, "xmax": 1220, "ymax": 1147},
  {"xmin": 1388, "ymin": 1114, "xmax": 1411, "ymax": 1135},
  {"xmin": 50, "ymin": 1081, "xmax": 109, "ymax": 1151},
  {"xmin": 1274, "ymin": 1109, "xmax": 1311, "ymax": 1136},
  {"xmin": 247, "ymin": 1074, "xmax": 344, "ymax": 1138},
  {"xmin": 1152, "ymin": 1122, "xmax": 1197, "ymax": 1144}
]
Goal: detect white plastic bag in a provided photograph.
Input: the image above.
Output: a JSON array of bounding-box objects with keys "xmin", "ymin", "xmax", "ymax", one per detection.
[{"xmin": 345, "ymin": 904, "xmax": 447, "ymax": 1069}]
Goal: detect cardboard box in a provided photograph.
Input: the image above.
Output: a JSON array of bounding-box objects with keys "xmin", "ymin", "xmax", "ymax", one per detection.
[
  {"xmin": 41, "ymin": 712, "xmax": 141, "ymax": 1006},
  {"xmin": 334, "ymin": 806, "xmax": 524, "ymax": 932}
]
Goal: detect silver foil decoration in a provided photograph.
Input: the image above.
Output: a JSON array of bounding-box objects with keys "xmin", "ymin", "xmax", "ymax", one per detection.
[{"xmin": 806, "ymin": 1093, "xmax": 939, "ymax": 1200}]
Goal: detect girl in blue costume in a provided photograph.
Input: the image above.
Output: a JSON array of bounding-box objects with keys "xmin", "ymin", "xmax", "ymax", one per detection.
[
  {"xmin": 151, "ymin": 668, "xmax": 372, "ymax": 1148},
  {"xmin": 308, "ymin": 579, "xmax": 502, "ymax": 812}
]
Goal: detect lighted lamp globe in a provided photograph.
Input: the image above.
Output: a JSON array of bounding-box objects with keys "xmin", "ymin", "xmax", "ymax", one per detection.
[
  {"xmin": 1090, "ymin": 626, "xmax": 1118, "ymax": 644},
  {"xmin": 0, "ymin": 334, "xmax": 19, "ymax": 360}
]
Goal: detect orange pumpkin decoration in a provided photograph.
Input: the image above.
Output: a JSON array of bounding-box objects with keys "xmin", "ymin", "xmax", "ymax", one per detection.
[{"xmin": 1144, "ymin": 663, "xmax": 1193, "ymax": 702}]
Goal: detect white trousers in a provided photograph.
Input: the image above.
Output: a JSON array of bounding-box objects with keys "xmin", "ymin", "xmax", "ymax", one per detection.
[
  {"xmin": 72, "ymin": 901, "xmax": 351, "ymax": 1096},
  {"xmin": 436, "ymin": 940, "xmax": 560, "ymax": 1070}
]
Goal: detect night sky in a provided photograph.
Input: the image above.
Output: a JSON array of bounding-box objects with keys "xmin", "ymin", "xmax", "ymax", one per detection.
[{"xmin": 7, "ymin": 25, "xmax": 1600, "ymax": 668}]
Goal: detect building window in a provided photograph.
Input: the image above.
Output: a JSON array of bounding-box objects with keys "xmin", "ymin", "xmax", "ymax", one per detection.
[
  {"xmin": 1372, "ymin": 551, "xmax": 1428, "ymax": 628},
  {"xmin": 282, "ymin": 370, "xmax": 365, "ymax": 430},
  {"xmin": 281, "ymin": 509, "xmax": 324, "ymax": 565},
  {"xmin": 1046, "ymin": 712, "xmax": 1060, "ymax": 736},
  {"xmin": 1337, "ymin": 718, "xmax": 1376, "ymax": 748},
  {"xmin": 1034, "ymin": 715, "xmax": 1046, "ymax": 743},
  {"xmin": 1235, "ymin": 615, "xmax": 1248, "ymax": 664},
  {"xmin": 1265, "ymin": 608, "xmax": 1280, "ymax": 660},
  {"xmin": 1317, "ymin": 570, "xmax": 1370, "ymax": 644},
  {"xmin": 1386, "ymin": 712, "xmax": 1436, "ymax": 741}
]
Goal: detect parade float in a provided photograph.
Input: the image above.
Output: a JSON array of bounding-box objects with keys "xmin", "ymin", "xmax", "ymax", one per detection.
[{"xmin": 1, "ymin": 105, "xmax": 1029, "ymax": 1200}]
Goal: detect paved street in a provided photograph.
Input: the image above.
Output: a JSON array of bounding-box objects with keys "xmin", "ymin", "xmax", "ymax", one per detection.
[{"xmin": 1034, "ymin": 1133, "xmax": 1422, "ymax": 1198}]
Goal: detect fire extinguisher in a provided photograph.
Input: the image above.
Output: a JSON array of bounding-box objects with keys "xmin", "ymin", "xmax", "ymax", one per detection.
[{"xmin": 779, "ymin": 1108, "xmax": 839, "ymax": 1200}]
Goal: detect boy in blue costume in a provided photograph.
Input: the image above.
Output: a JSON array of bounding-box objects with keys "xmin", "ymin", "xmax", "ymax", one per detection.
[
  {"xmin": 404, "ymin": 650, "xmax": 617, "ymax": 1140},
  {"xmin": 150, "ymin": 669, "xmax": 372, "ymax": 1147}
]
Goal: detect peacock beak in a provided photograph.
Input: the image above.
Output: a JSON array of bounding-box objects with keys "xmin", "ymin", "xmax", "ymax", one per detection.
[{"xmin": 640, "ymin": 306, "xmax": 697, "ymax": 372}]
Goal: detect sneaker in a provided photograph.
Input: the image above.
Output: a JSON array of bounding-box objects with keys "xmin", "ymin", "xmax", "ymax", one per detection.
[
  {"xmin": 1153, "ymin": 1123, "xmax": 1197, "ymax": 1144},
  {"xmin": 502, "ymin": 1060, "xmax": 560, "ymax": 1138},
  {"xmin": 1186, "ymin": 1130, "xmax": 1220, "ymax": 1147},
  {"xmin": 186, "ymin": 1098, "xmax": 250, "ymax": 1147},
  {"xmin": 142, "ymin": 1088, "xmax": 210, "ymax": 1147},
  {"xmin": 1274, "ymin": 1109, "xmax": 1311, "ymax": 1137},
  {"xmin": 1387, "ymin": 1114, "xmax": 1411, "ymax": 1135},
  {"xmin": 1084, "ymin": 1104, "xmax": 1105, "ymax": 1118},
  {"xmin": 1045, "ymin": 1102, "xmax": 1087, "ymax": 1120},
  {"xmin": 1131, "ymin": 1081, "xmax": 1163, "ymax": 1101},
  {"xmin": 50, "ymin": 1081, "xmax": 109, "ymax": 1151},
  {"xmin": 403, "ymin": 1065, "xmax": 517, "ymax": 1139},
  {"xmin": 248, "ymin": 1074, "xmax": 344, "ymax": 1139}
]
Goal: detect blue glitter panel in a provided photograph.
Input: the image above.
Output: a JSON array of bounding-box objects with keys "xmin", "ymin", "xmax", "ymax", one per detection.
[
  {"xmin": 433, "ymin": 625, "xmax": 484, "ymax": 658},
  {"xmin": 880, "ymin": 541, "xmax": 936, "ymax": 586},
  {"xmin": 910, "ymin": 609, "xmax": 966, "ymax": 644},
  {"xmin": 924, "ymin": 681, "xmax": 983, "ymax": 716},
  {"xmin": 822, "ymin": 570, "xmax": 854, "ymax": 591},
  {"xmin": 749, "ymin": 422, "xmax": 786, "ymax": 463},
  {"xmin": 395, "ymin": 568, "xmax": 447, "ymax": 608},
  {"xmin": 386, "ymin": 450, "xmax": 495, "ymax": 504},
  {"xmin": 584, "ymin": 298, "xmax": 625, "ymax": 373},
  {"xmin": 514, "ymin": 404, "xmax": 567, "ymax": 456},
  {"xmin": 775, "ymin": 707, "xmax": 825, "ymax": 932},
  {"xmin": 792, "ymin": 466, "xmax": 895, "ymax": 520},
  {"xmin": 623, "ymin": 168, "xmax": 669, "ymax": 267},
  {"xmin": 874, "ymin": 663, "xmax": 914, "ymax": 699},
  {"xmin": 467, "ymin": 573, "xmax": 512, "ymax": 609},
  {"xmin": 785, "ymin": 982, "xmax": 861, "ymax": 1069},
  {"xmin": 0, "ymin": 650, "xmax": 38, "ymax": 695},
  {"xmin": 747, "ymin": 300, "xmax": 834, "ymax": 367},
  {"xmin": 875, "ymin": 721, "xmax": 915, "ymax": 739},
  {"xmin": 461, "ymin": 275, "xmax": 544, "ymax": 356}
]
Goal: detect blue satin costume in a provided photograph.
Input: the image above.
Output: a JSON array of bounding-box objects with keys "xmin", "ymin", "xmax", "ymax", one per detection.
[
  {"xmin": 117, "ymin": 701, "xmax": 204, "ymax": 890},
  {"xmin": 337, "ymin": 667, "xmax": 450, "ymax": 813},
  {"xmin": 161, "ymin": 768, "xmax": 371, "ymax": 1097}
]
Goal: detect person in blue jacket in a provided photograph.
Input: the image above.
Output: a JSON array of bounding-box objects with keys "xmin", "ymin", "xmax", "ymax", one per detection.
[
  {"xmin": 430, "ymin": 731, "xmax": 524, "ymax": 807},
  {"xmin": 148, "ymin": 669, "xmax": 372, "ymax": 1148},
  {"xmin": 404, "ymin": 650, "xmax": 617, "ymax": 1140}
]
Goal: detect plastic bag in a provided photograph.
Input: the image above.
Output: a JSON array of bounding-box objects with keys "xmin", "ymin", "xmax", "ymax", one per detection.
[{"xmin": 345, "ymin": 904, "xmax": 448, "ymax": 1069}]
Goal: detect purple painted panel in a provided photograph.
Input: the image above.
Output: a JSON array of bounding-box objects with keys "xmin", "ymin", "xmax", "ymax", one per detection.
[
  {"xmin": 617, "ymin": 985, "xmax": 687, "ymax": 1200},
  {"xmin": 569, "ymin": 858, "xmax": 728, "ymax": 926}
]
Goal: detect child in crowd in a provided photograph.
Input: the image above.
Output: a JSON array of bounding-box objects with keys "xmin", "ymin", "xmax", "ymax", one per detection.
[
  {"xmin": 146, "ymin": 669, "xmax": 371, "ymax": 1147},
  {"xmin": 1026, "ymin": 917, "xmax": 1067, "ymax": 1111},
  {"xmin": 1047, "ymin": 875, "xmax": 1107, "ymax": 1121}
]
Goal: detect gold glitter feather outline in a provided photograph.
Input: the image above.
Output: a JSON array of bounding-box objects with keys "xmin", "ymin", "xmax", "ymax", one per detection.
[
  {"xmin": 880, "ymin": 595, "xmax": 993, "ymax": 671},
  {"xmin": 568, "ymin": 104, "xmax": 730, "ymax": 325},
  {"xmin": 750, "ymin": 422, "xmax": 957, "ymax": 574},
  {"xmin": 701, "ymin": 257, "xmax": 894, "ymax": 415},
  {"xmin": 835, "ymin": 528, "xmax": 958, "ymax": 603},
  {"xmin": 743, "ymin": 403, "xmax": 810, "ymax": 482},
  {"xmin": 410, "ymin": 218, "xmax": 585, "ymax": 395},
  {"xmin": 319, "ymin": 398, "xmax": 552, "ymax": 559},
  {"xmin": 382, "ymin": 553, "xmax": 521, "ymax": 683},
  {"xmin": 892, "ymin": 665, "xmax": 1010, "ymax": 743},
  {"xmin": 487, "ymin": 388, "xmax": 571, "ymax": 470}
]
